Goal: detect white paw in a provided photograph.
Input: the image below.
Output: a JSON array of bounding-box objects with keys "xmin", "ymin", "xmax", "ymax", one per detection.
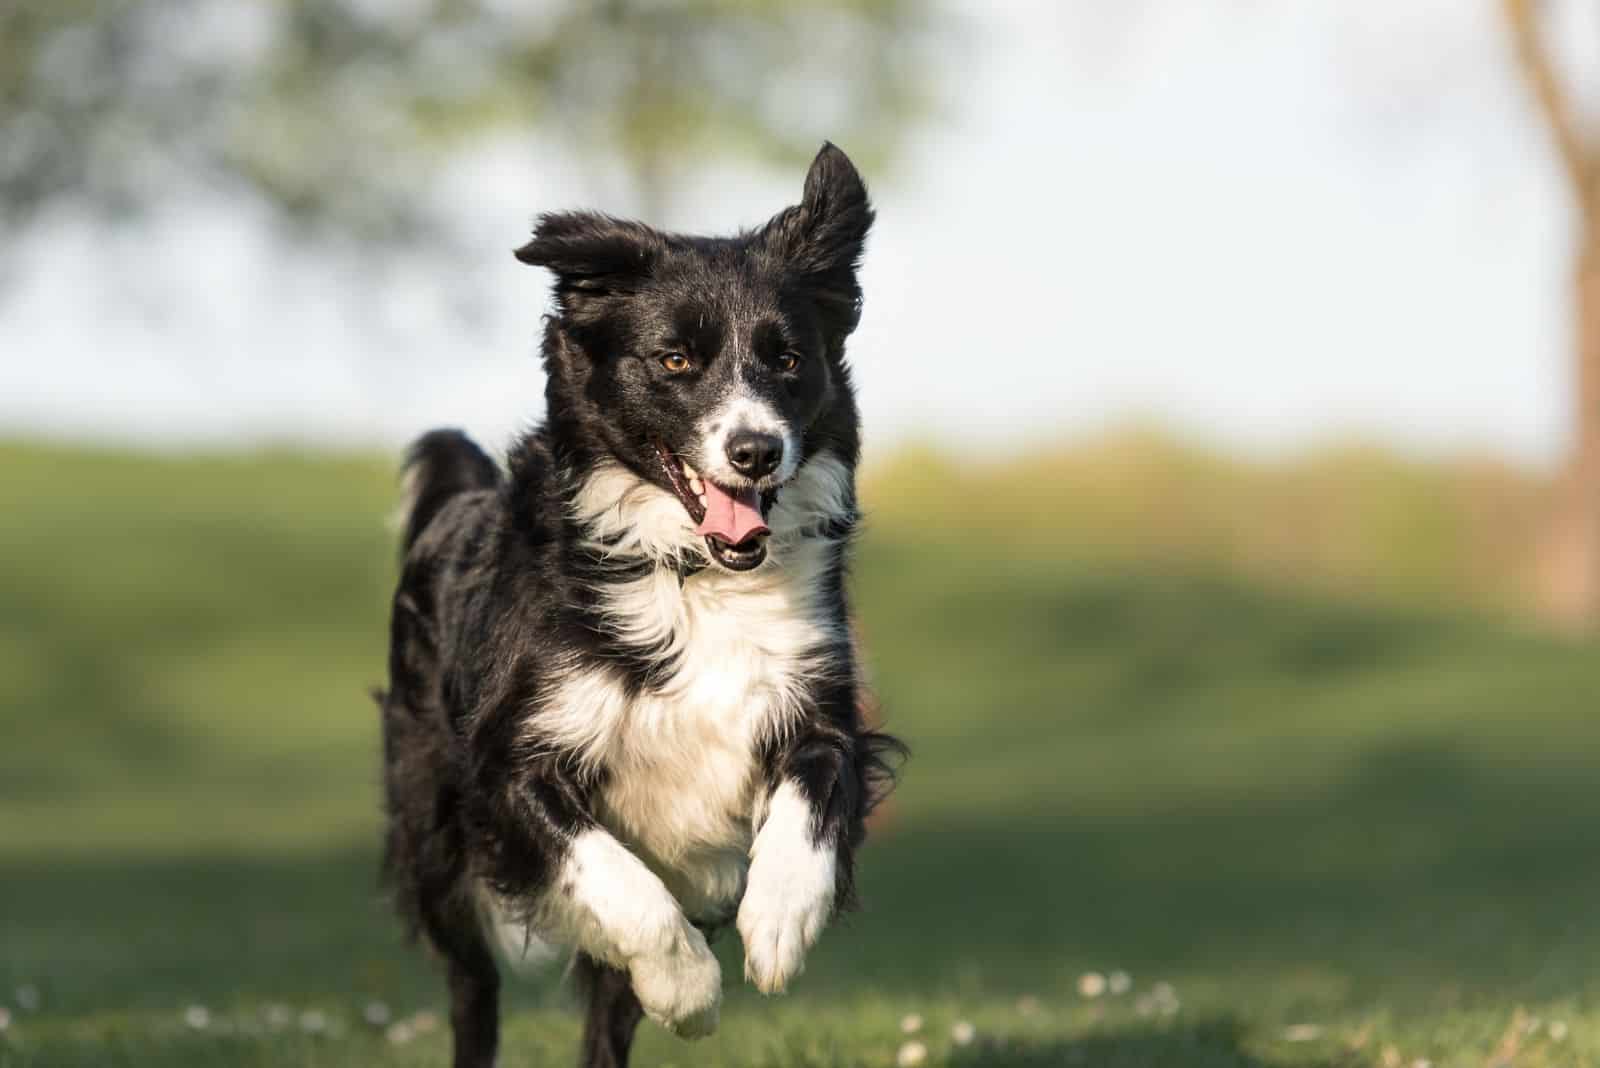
[
  {"xmin": 738, "ymin": 784, "xmax": 837, "ymax": 994},
  {"xmin": 628, "ymin": 923, "xmax": 722, "ymax": 1039}
]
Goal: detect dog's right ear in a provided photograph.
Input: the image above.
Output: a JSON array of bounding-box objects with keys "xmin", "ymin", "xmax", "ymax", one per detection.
[{"xmin": 514, "ymin": 212, "xmax": 662, "ymax": 304}]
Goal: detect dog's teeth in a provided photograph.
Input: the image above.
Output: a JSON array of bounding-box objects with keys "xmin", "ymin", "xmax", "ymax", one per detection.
[
  {"xmin": 682, "ymin": 462, "xmax": 698, "ymax": 478},
  {"xmin": 689, "ymin": 477, "xmax": 704, "ymax": 494}
]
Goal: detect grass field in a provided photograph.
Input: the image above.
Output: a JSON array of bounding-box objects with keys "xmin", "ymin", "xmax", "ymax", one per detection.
[{"xmin": 3, "ymin": 439, "xmax": 1599, "ymax": 1067}]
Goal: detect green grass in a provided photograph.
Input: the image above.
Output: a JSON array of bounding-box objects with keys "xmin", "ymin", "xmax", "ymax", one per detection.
[{"xmin": 2, "ymin": 439, "xmax": 1599, "ymax": 1067}]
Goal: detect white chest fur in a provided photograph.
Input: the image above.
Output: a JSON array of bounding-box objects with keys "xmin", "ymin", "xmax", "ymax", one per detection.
[{"xmin": 533, "ymin": 453, "xmax": 854, "ymax": 920}]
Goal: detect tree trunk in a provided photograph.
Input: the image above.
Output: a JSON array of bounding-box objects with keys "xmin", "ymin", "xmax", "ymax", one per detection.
[{"xmin": 1537, "ymin": 240, "xmax": 1600, "ymax": 628}]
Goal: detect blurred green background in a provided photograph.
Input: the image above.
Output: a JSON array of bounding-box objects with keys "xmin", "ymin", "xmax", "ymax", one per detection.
[{"xmin": 5, "ymin": 2, "xmax": 1600, "ymax": 1067}]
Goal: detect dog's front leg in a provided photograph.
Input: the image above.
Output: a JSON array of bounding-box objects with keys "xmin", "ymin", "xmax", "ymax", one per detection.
[
  {"xmin": 737, "ymin": 726, "xmax": 860, "ymax": 994},
  {"xmin": 539, "ymin": 828, "xmax": 722, "ymax": 1038},
  {"xmin": 738, "ymin": 779, "xmax": 838, "ymax": 993}
]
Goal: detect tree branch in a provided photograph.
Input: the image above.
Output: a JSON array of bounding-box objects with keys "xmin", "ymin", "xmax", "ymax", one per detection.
[{"xmin": 1503, "ymin": 0, "xmax": 1596, "ymax": 223}]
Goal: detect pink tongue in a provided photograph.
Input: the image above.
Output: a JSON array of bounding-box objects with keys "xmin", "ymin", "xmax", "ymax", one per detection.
[{"xmin": 695, "ymin": 480, "xmax": 769, "ymax": 545}]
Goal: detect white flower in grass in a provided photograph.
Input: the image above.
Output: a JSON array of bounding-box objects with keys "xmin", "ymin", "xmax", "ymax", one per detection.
[
  {"xmin": 1077, "ymin": 972, "xmax": 1106, "ymax": 999},
  {"xmin": 951, "ymin": 1020, "xmax": 976, "ymax": 1046},
  {"xmin": 1283, "ymin": 1024, "xmax": 1322, "ymax": 1042},
  {"xmin": 387, "ymin": 1021, "xmax": 416, "ymax": 1045},
  {"xmin": 13, "ymin": 987, "xmax": 38, "ymax": 1013},
  {"xmin": 184, "ymin": 1005, "xmax": 211, "ymax": 1030},
  {"xmin": 264, "ymin": 1004, "xmax": 292, "ymax": 1029},
  {"xmin": 900, "ymin": 1013, "xmax": 923, "ymax": 1034},
  {"xmin": 1150, "ymin": 981, "xmax": 1180, "ymax": 1016},
  {"xmin": 896, "ymin": 1039, "xmax": 928, "ymax": 1066},
  {"xmin": 298, "ymin": 1009, "xmax": 327, "ymax": 1034},
  {"xmin": 1108, "ymin": 971, "xmax": 1132, "ymax": 996},
  {"xmin": 1016, "ymin": 995, "xmax": 1041, "ymax": 1016},
  {"xmin": 1549, "ymin": 1020, "xmax": 1569, "ymax": 1042},
  {"xmin": 0, "ymin": 1006, "xmax": 11, "ymax": 1032},
  {"xmin": 363, "ymin": 1001, "xmax": 392, "ymax": 1027}
]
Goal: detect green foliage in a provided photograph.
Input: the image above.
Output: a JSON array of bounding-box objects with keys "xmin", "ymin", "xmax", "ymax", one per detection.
[
  {"xmin": 0, "ymin": 0, "xmax": 937, "ymax": 243},
  {"xmin": 2, "ymin": 440, "xmax": 1597, "ymax": 1067}
]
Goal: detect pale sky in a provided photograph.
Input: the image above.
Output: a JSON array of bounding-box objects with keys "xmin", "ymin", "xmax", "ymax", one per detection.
[{"xmin": 0, "ymin": 0, "xmax": 1586, "ymax": 466}]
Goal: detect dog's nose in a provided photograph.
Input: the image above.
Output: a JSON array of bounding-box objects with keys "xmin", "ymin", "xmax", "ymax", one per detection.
[{"xmin": 725, "ymin": 430, "xmax": 784, "ymax": 479}]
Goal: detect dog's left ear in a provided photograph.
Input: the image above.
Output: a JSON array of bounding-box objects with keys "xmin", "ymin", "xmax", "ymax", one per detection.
[
  {"xmin": 514, "ymin": 211, "xmax": 663, "ymax": 311},
  {"xmin": 760, "ymin": 142, "xmax": 875, "ymax": 334}
]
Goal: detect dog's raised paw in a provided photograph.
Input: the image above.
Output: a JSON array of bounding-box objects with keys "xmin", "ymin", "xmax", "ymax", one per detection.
[
  {"xmin": 628, "ymin": 924, "xmax": 722, "ymax": 1039},
  {"xmin": 736, "ymin": 853, "xmax": 835, "ymax": 995}
]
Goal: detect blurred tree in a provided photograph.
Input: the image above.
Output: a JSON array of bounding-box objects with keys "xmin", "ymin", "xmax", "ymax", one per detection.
[
  {"xmin": 1502, "ymin": 0, "xmax": 1600, "ymax": 627},
  {"xmin": 0, "ymin": 0, "xmax": 935, "ymax": 246}
]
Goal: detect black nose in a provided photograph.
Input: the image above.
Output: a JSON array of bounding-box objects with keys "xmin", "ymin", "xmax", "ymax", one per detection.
[{"xmin": 725, "ymin": 430, "xmax": 784, "ymax": 479}]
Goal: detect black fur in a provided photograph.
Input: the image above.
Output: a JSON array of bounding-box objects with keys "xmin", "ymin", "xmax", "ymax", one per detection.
[
  {"xmin": 573, "ymin": 954, "xmax": 646, "ymax": 1068},
  {"xmin": 379, "ymin": 144, "xmax": 903, "ymax": 1068}
]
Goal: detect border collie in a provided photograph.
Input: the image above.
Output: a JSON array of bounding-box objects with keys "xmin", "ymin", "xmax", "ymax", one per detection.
[{"xmin": 378, "ymin": 143, "xmax": 903, "ymax": 1068}]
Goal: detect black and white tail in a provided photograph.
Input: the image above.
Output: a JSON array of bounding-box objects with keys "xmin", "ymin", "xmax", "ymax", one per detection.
[{"xmin": 396, "ymin": 429, "xmax": 501, "ymax": 554}]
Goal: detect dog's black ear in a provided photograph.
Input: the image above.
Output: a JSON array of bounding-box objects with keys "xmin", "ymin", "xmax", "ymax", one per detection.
[
  {"xmin": 760, "ymin": 143, "xmax": 874, "ymax": 333},
  {"xmin": 514, "ymin": 212, "xmax": 663, "ymax": 302}
]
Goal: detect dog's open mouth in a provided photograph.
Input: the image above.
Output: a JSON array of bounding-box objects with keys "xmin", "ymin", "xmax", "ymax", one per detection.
[{"xmin": 656, "ymin": 443, "xmax": 771, "ymax": 571}]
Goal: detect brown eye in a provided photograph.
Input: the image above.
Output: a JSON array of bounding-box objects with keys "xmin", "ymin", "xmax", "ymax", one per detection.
[
  {"xmin": 777, "ymin": 352, "xmax": 802, "ymax": 373},
  {"xmin": 659, "ymin": 352, "xmax": 691, "ymax": 373}
]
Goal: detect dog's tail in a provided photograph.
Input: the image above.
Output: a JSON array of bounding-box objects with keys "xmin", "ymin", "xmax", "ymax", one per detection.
[{"xmin": 396, "ymin": 429, "xmax": 501, "ymax": 554}]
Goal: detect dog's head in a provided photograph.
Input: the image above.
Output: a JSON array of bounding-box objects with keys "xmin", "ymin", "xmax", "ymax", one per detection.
[{"xmin": 517, "ymin": 143, "xmax": 872, "ymax": 572}]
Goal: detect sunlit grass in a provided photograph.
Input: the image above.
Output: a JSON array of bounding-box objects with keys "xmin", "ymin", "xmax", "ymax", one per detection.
[
  {"xmin": 865, "ymin": 426, "xmax": 1552, "ymax": 614},
  {"xmin": 1, "ymin": 438, "xmax": 1596, "ymax": 1067}
]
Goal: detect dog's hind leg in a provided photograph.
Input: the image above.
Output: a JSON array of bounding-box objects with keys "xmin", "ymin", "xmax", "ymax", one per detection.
[
  {"xmin": 573, "ymin": 952, "xmax": 644, "ymax": 1068},
  {"xmin": 377, "ymin": 685, "xmax": 499, "ymax": 1066},
  {"xmin": 419, "ymin": 886, "xmax": 502, "ymax": 1068}
]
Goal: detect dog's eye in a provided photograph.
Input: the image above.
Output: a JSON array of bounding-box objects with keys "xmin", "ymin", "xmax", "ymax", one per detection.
[
  {"xmin": 777, "ymin": 352, "xmax": 802, "ymax": 373},
  {"xmin": 659, "ymin": 352, "xmax": 692, "ymax": 373}
]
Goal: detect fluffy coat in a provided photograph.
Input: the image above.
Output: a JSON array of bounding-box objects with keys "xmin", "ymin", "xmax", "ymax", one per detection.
[{"xmin": 378, "ymin": 143, "xmax": 902, "ymax": 1068}]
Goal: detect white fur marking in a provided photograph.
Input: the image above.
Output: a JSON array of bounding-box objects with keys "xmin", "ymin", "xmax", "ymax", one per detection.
[
  {"xmin": 697, "ymin": 393, "xmax": 799, "ymax": 487},
  {"xmin": 571, "ymin": 463, "xmax": 704, "ymax": 568},
  {"xmin": 536, "ymin": 456, "xmax": 852, "ymax": 924},
  {"xmin": 551, "ymin": 455, "xmax": 851, "ymax": 728},
  {"xmin": 388, "ymin": 462, "xmax": 423, "ymax": 535},
  {"xmin": 737, "ymin": 780, "xmax": 837, "ymax": 994},
  {"xmin": 531, "ymin": 830, "xmax": 722, "ymax": 1037},
  {"xmin": 476, "ymin": 884, "xmax": 560, "ymax": 974},
  {"xmin": 515, "ymin": 451, "xmax": 855, "ymax": 1011}
]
